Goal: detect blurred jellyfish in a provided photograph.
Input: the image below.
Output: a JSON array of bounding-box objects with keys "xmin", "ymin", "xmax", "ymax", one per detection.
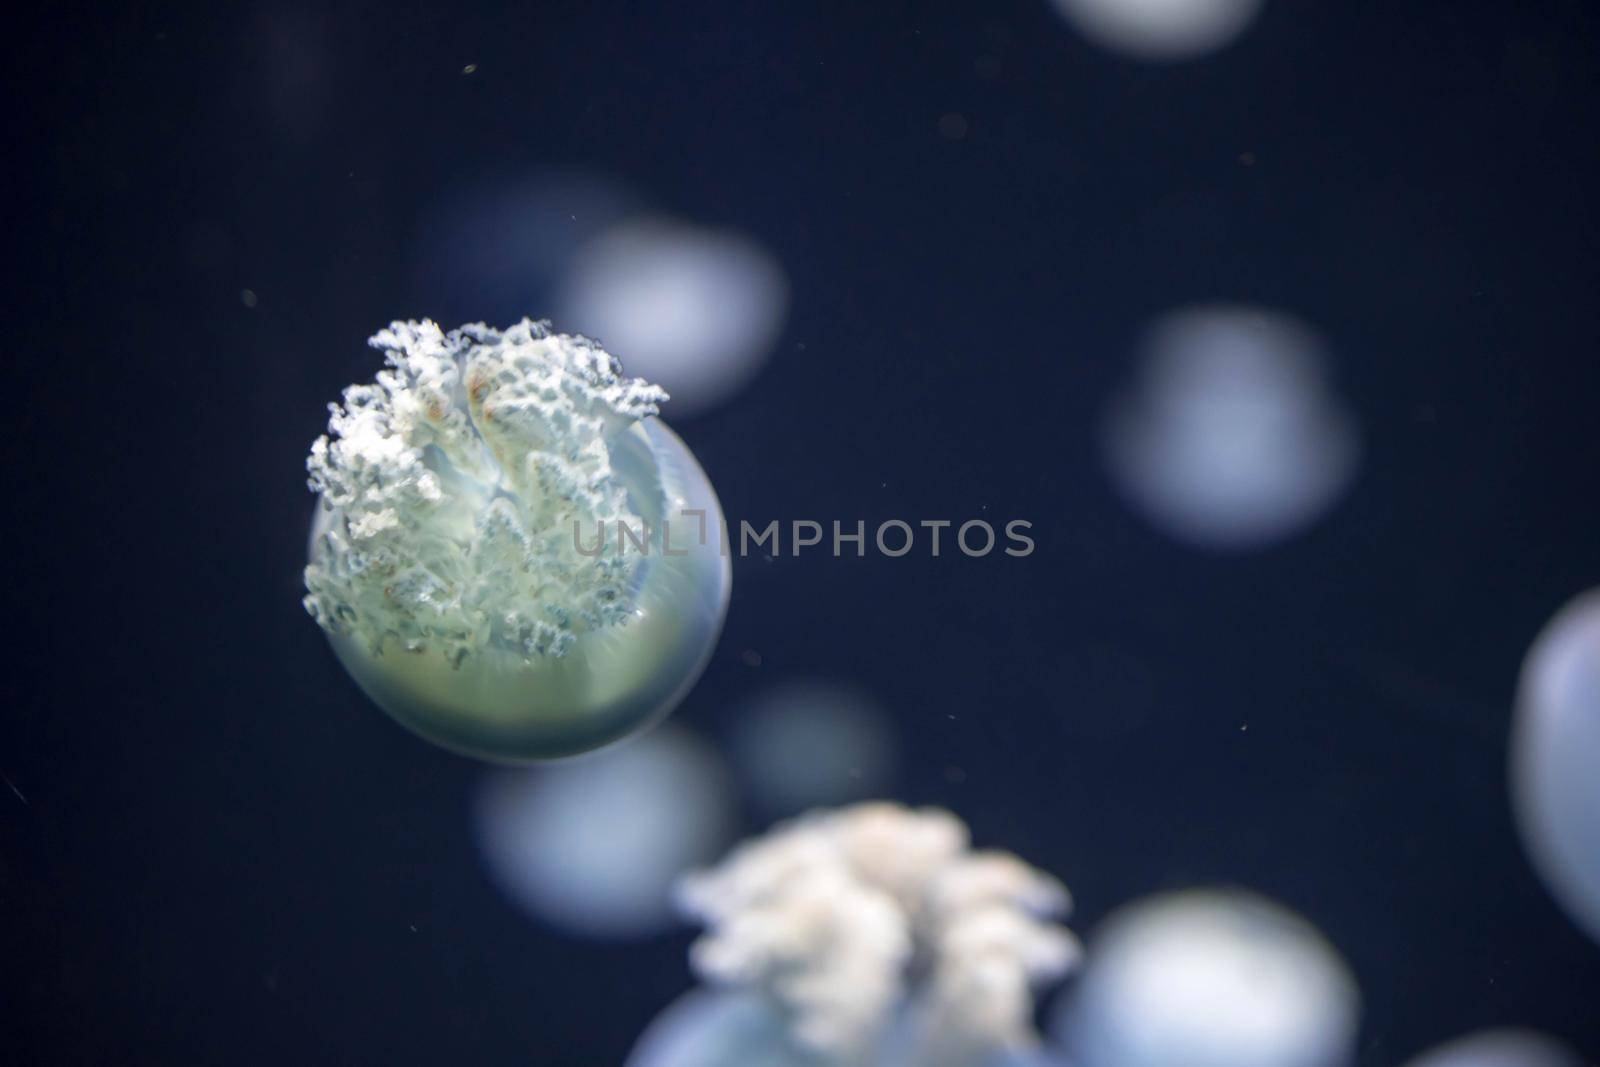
[
  {"xmin": 474, "ymin": 727, "xmax": 733, "ymax": 939},
  {"xmin": 303, "ymin": 319, "xmax": 731, "ymax": 761},
  {"xmin": 731, "ymin": 680, "xmax": 897, "ymax": 816},
  {"xmin": 1049, "ymin": 0, "xmax": 1265, "ymax": 61},
  {"xmin": 1402, "ymin": 1030, "xmax": 1581, "ymax": 1067},
  {"xmin": 1102, "ymin": 305, "xmax": 1360, "ymax": 550},
  {"xmin": 627, "ymin": 991, "xmax": 823, "ymax": 1067},
  {"xmin": 409, "ymin": 172, "xmax": 637, "ymax": 327},
  {"xmin": 1511, "ymin": 589, "xmax": 1600, "ymax": 944},
  {"xmin": 629, "ymin": 802, "xmax": 1081, "ymax": 1067},
  {"xmin": 631, "ymin": 992, "xmax": 1070, "ymax": 1067},
  {"xmin": 1052, "ymin": 889, "xmax": 1360, "ymax": 1067},
  {"xmin": 556, "ymin": 216, "xmax": 789, "ymax": 416}
]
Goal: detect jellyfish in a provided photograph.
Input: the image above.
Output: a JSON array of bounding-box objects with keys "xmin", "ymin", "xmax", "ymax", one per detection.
[
  {"xmin": 303, "ymin": 318, "xmax": 731, "ymax": 761},
  {"xmin": 1049, "ymin": 0, "xmax": 1265, "ymax": 62},
  {"xmin": 1510, "ymin": 589, "xmax": 1600, "ymax": 944},
  {"xmin": 1051, "ymin": 889, "xmax": 1361, "ymax": 1067},
  {"xmin": 628, "ymin": 990, "xmax": 1070, "ymax": 1067},
  {"xmin": 473, "ymin": 727, "xmax": 732, "ymax": 938},
  {"xmin": 628, "ymin": 802, "xmax": 1081, "ymax": 1067},
  {"xmin": 1101, "ymin": 305, "xmax": 1360, "ymax": 550},
  {"xmin": 1401, "ymin": 1030, "xmax": 1581, "ymax": 1067},
  {"xmin": 627, "ymin": 991, "xmax": 829, "ymax": 1067}
]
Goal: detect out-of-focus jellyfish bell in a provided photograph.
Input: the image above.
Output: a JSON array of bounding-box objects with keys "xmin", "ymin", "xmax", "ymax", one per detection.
[
  {"xmin": 627, "ymin": 991, "xmax": 822, "ymax": 1067},
  {"xmin": 1053, "ymin": 889, "xmax": 1361, "ymax": 1067},
  {"xmin": 1048, "ymin": 0, "xmax": 1265, "ymax": 61},
  {"xmin": 556, "ymin": 216, "xmax": 789, "ymax": 417},
  {"xmin": 731, "ymin": 680, "xmax": 897, "ymax": 817},
  {"xmin": 1511, "ymin": 589, "xmax": 1600, "ymax": 944},
  {"xmin": 1401, "ymin": 1029, "xmax": 1582, "ymax": 1067},
  {"xmin": 628, "ymin": 991, "xmax": 1072, "ymax": 1067},
  {"xmin": 303, "ymin": 319, "xmax": 731, "ymax": 761},
  {"xmin": 474, "ymin": 727, "xmax": 732, "ymax": 938},
  {"xmin": 1102, "ymin": 305, "xmax": 1360, "ymax": 550}
]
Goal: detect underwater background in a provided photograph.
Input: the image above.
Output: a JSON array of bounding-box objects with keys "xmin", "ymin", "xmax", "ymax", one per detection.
[{"xmin": 5, "ymin": 0, "xmax": 1600, "ymax": 1063}]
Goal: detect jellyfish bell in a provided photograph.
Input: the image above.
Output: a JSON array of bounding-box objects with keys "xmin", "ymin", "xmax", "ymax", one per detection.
[
  {"xmin": 1511, "ymin": 589, "xmax": 1600, "ymax": 944},
  {"xmin": 303, "ymin": 318, "xmax": 731, "ymax": 762},
  {"xmin": 474, "ymin": 727, "xmax": 732, "ymax": 938},
  {"xmin": 1102, "ymin": 305, "xmax": 1360, "ymax": 550},
  {"xmin": 627, "ymin": 990, "xmax": 833, "ymax": 1067},
  {"xmin": 1402, "ymin": 1029, "xmax": 1581, "ymax": 1067},
  {"xmin": 1053, "ymin": 889, "xmax": 1360, "ymax": 1067},
  {"xmin": 628, "ymin": 990, "xmax": 1072, "ymax": 1067},
  {"xmin": 875, "ymin": 1010, "xmax": 1075, "ymax": 1067},
  {"xmin": 1049, "ymin": 0, "xmax": 1265, "ymax": 62}
]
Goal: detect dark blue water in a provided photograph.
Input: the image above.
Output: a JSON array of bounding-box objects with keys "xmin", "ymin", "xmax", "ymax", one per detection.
[{"xmin": 6, "ymin": 1, "xmax": 1599, "ymax": 1064}]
